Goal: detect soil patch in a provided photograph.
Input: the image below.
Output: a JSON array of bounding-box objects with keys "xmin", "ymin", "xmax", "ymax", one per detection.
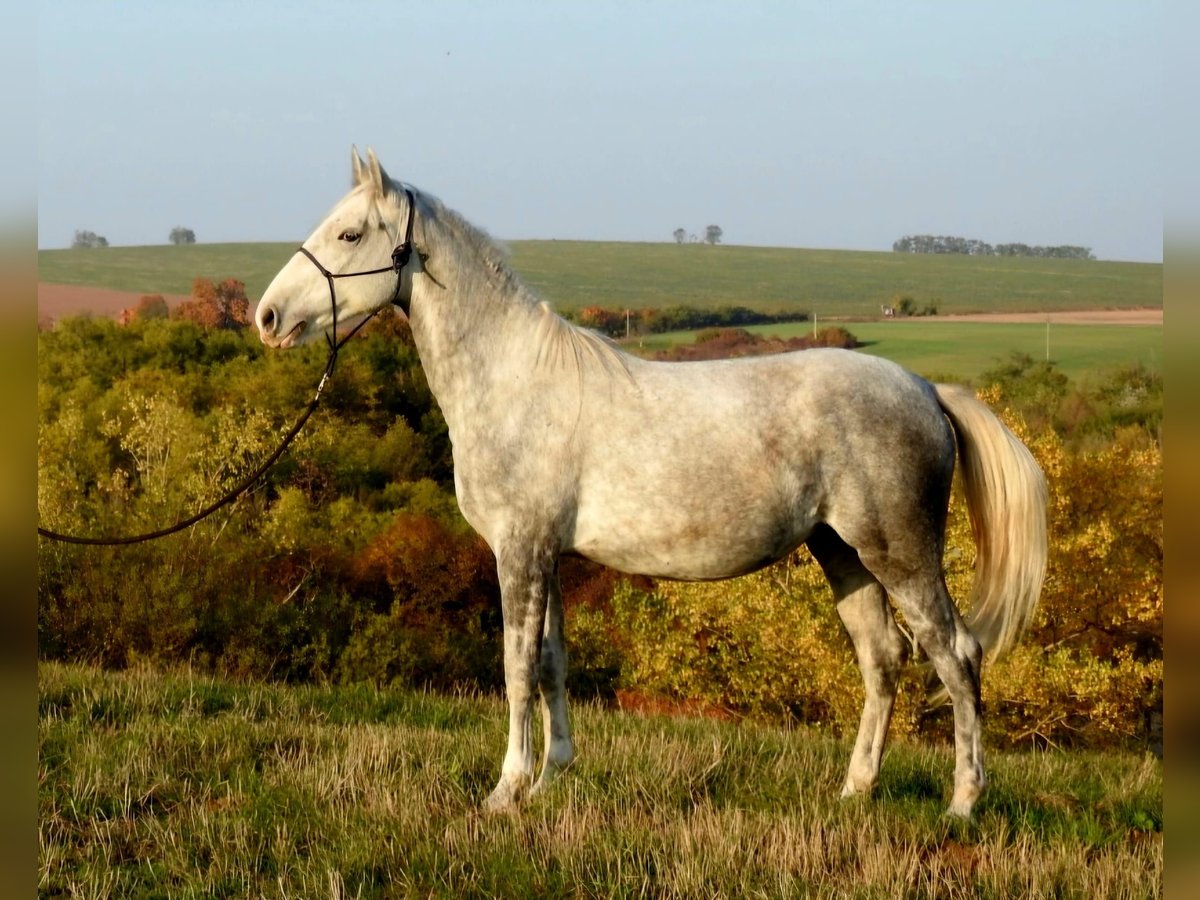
[
  {"xmin": 920, "ymin": 308, "xmax": 1162, "ymax": 325},
  {"xmin": 38, "ymin": 283, "xmax": 191, "ymax": 327}
]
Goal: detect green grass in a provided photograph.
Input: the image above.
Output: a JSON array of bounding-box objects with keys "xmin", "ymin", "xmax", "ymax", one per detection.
[
  {"xmin": 511, "ymin": 241, "xmax": 1161, "ymax": 317},
  {"xmin": 39, "ymin": 240, "xmax": 1162, "ymax": 316},
  {"xmin": 40, "ymin": 662, "xmax": 1162, "ymax": 897},
  {"xmin": 38, "ymin": 243, "xmax": 299, "ymax": 298},
  {"xmin": 634, "ymin": 320, "xmax": 1163, "ymax": 382}
]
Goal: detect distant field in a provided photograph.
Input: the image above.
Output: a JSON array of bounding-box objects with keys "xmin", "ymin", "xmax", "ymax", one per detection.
[
  {"xmin": 510, "ymin": 241, "xmax": 1160, "ymax": 317},
  {"xmin": 38, "ymin": 242, "xmax": 297, "ymax": 300},
  {"xmin": 636, "ymin": 320, "xmax": 1163, "ymax": 382},
  {"xmin": 38, "ymin": 240, "xmax": 1162, "ymax": 317}
]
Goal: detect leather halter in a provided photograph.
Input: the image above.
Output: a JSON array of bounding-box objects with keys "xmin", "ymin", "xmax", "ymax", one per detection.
[{"xmin": 295, "ymin": 186, "xmax": 418, "ymax": 349}]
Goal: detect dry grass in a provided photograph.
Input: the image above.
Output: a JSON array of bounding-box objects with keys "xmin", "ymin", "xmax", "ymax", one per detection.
[{"xmin": 39, "ymin": 662, "xmax": 1161, "ymax": 897}]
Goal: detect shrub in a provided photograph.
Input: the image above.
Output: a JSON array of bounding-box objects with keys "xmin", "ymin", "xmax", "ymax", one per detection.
[
  {"xmin": 655, "ymin": 326, "xmax": 857, "ymax": 361},
  {"xmin": 172, "ymin": 278, "xmax": 251, "ymax": 330},
  {"xmin": 134, "ymin": 295, "xmax": 169, "ymax": 320}
]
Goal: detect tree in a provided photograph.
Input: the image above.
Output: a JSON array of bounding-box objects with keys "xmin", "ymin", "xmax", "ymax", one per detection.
[
  {"xmin": 134, "ymin": 295, "xmax": 169, "ymax": 320},
  {"xmin": 893, "ymin": 234, "xmax": 1094, "ymax": 260},
  {"xmin": 704, "ymin": 225, "xmax": 723, "ymax": 245},
  {"xmin": 72, "ymin": 229, "xmax": 108, "ymax": 249},
  {"xmin": 673, "ymin": 228, "xmax": 686, "ymax": 244},
  {"xmin": 169, "ymin": 227, "xmax": 196, "ymax": 245},
  {"xmin": 172, "ymin": 277, "xmax": 250, "ymax": 329}
]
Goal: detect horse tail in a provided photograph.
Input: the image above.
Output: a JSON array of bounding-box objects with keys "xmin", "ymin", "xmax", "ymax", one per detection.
[{"xmin": 934, "ymin": 384, "xmax": 1048, "ymax": 663}]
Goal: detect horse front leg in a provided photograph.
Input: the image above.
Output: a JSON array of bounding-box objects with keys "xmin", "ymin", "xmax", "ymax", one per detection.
[
  {"xmin": 532, "ymin": 567, "xmax": 575, "ymax": 795},
  {"xmin": 484, "ymin": 546, "xmax": 554, "ymax": 812}
]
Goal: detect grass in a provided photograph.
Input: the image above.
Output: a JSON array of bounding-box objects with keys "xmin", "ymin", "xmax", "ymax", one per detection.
[
  {"xmin": 634, "ymin": 320, "xmax": 1163, "ymax": 382},
  {"xmin": 511, "ymin": 241, "xmax": 1161, "ymax": 317},
  {"xmin": 38, "ymin": 243, "xmax": 299, "ymax": 299},
  {"xmin": 40, "ymin": 662, "xmax": 1162, "ymax": 897},
  {"xmin": 39, "ymin": 240, "xmax": 1162, "ymax": 317}
]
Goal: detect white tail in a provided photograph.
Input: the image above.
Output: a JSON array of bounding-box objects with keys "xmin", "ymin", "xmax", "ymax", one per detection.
[{"xmin": 934, "ymin": 384, "xmax": 1048, "ymax": 661}]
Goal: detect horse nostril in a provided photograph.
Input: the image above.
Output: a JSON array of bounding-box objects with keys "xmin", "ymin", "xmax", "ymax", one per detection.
[{"xmin": 260, "ymin": 305, "xmax": 277, "ymax": 335}]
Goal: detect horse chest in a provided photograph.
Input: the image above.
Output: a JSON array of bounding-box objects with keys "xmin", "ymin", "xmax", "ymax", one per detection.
[{"xmin": 449, "ymin": 429, "xmax": 575, "ymax": 545}]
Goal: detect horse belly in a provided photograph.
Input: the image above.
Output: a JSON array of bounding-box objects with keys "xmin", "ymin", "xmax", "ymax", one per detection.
[{"xmin": 569, "ymin": 477, "xmax": 814, "ymax": 581}]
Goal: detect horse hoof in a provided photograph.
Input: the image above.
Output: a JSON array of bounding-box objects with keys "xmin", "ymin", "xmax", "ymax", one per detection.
[
  {"xmin": 839, "ymin": 776, "xmax": 876, "ymax": 799},
  {"xmin": 483, "ymin": 780, "xmax": 527, "ymax": 814}
]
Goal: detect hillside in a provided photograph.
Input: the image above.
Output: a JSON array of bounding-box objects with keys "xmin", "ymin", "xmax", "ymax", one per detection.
[{"xmin": 38, "ymin": 240, "xmax": 1162, "ymax": 319}]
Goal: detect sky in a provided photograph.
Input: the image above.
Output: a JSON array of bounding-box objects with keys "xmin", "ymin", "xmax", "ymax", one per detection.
[{"xmin": 37, "ymin": 1, "xmax": 1165, "ymax": 262}]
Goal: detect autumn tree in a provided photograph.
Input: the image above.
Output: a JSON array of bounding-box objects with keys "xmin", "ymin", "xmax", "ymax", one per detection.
[
  {"xmin": 172, "ymin": 277, "xmax": 250, "ymax": 329},
  {"xmin": 134, "ymin": 295, "xmax": 169, "ymax": 320},
  {"xmin": 577, "ymin": 306, "xmax": 626, "ymax": 337}
]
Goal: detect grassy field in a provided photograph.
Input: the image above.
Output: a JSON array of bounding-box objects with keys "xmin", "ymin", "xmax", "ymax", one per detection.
[
  {"xmin": 635, "ymin": 320, "xmax": 1163, "ymax": 382},
  {"xmin": 38, "ymin": 242, "xmax": 298, "ymax": 300},
  {"xmin": 40, "ymin": 662, "xmax": 1162, "ymax": 897},
  {"xmin": 38, "ymin": 240, "xmax": 1162, "ymax": 317},
  {"xmin": 511, "ymin": 241, "xmax": 1161, "ymax": 317}
]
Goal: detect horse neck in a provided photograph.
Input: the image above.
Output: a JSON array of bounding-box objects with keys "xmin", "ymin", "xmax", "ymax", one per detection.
[{"xmin": 404, "ymin": 205, "xmax": 543, "ymax": 411}]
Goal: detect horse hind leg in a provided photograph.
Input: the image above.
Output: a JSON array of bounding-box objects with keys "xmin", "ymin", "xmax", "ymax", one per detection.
[
  {"xmin": 863, "ymin": 555, "xmax": 985, "ymax": 818},
  {"xmin": 808, "ymin": 525, "xmax": 909, "ymax": 799}
]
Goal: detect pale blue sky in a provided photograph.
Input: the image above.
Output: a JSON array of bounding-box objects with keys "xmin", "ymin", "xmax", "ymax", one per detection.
[{"xmin": 38, "ymin": 1, "xmax": 1164, "ymax": 261}]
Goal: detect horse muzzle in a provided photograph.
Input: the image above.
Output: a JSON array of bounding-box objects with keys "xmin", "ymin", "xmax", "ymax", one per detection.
[{"xmin": 255, "ymin": 301, "xmax": 308, "ymax": 349}]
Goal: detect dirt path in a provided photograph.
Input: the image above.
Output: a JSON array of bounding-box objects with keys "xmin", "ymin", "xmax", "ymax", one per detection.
[{"xmin": 920, "ymin": 308, "xmax": 1162, "ymax": 325}]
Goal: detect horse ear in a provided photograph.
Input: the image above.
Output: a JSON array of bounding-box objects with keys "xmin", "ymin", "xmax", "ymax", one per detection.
[
  {"xmin": 351, "ymin": 146, "xmax": 367, "ymax": 187},
  {"xmin": 365, "ymin": 147, "xmax": 392, "ymax": 197}
]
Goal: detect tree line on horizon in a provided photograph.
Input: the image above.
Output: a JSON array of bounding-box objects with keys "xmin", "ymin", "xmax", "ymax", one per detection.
[
  {"xmin": 70, "ymin": 226, "xmax": 197, "ymax": 249},
  {"xmin": 893, "ymin": 234, "xmax": 1095, "ymax": 259},
  {"xmin": 673, "ymin": 225, "xmax": 723, "ymax": 245}
]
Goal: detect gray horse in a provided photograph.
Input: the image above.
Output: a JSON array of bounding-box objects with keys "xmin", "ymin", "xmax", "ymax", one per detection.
[{"xmin": 254, "ymin": 148, "xmax": 1047, "ymax": 818}]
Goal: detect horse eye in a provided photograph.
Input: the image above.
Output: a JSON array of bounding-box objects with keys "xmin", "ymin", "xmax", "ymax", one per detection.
[{"xmin": 339, "ymin": 230, "xmax": 361, "ymax": 243}]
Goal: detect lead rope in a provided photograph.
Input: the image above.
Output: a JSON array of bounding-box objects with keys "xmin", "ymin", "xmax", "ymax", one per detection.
[{"xmin": 37, "ymin": 191, "xmax": 417, "ymax": 546}]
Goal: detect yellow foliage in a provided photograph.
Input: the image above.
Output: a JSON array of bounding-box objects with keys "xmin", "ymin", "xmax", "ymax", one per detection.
[
  {"xmin": 569, "ymin": 398, "xmax": 1162, "ymax": 750},
  {"xmin": 570, "ymin": 558, "xmax": 923, "ymax": 739},
  {"xmin": 984, "ymin": 644, "xmax": 1162, "ymax": 747}
]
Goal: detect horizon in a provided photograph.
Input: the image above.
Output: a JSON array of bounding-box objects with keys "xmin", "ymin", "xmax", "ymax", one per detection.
[
  {"xmin": 39, "ymin": 2, "xmax": 1163, "ymax": 263},
  {"xmin": 38, "ymin": 236, "xmax": 1162, "ymax": 267}
]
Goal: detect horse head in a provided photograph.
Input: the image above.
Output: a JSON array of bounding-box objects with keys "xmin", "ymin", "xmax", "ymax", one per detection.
[{"xmin": 255, "ymin": 147, "xmax": 414, "ymax": 348}]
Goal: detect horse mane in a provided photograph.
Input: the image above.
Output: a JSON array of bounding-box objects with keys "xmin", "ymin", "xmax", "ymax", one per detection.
[
  {"xmin": 531, "ymin": 301, "xmax": 633, "ymax": 384},
  {"xmin": 405, "ymin": 185, "xmax": 633, "ymax": 385}
]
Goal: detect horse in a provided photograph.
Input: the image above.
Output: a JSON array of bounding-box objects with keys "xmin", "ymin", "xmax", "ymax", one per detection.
[{"xmin": 254, "ymin": 147, "xmax": 1047, "ymax": 818}]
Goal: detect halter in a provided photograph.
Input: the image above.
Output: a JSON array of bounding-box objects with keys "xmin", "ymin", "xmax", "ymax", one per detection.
[{"xmin": 295, "ymin": 186, "xmax": 418, "ymax": 357}]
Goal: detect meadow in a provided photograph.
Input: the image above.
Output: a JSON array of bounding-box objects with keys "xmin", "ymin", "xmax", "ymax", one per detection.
[
  {"xmin": 38, "ymin": 240, "xmax": 1162, "ymax": 318},
  {"xmin": 39, "ymin": 662, "xmax": 1162, "ymax": 898},
  {"xmin": 637, "ymin": 320, "xmax": 1163, "ymax": 382}
]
